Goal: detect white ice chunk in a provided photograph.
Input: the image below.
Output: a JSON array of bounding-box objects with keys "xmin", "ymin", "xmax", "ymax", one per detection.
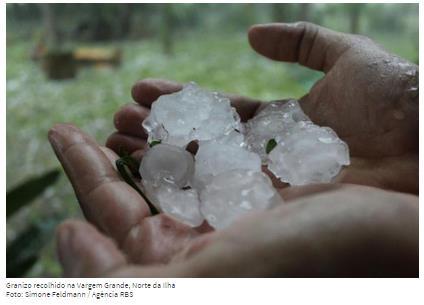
[
  {"xmin": 142, "ymin": 82, "xmax": 241, "ymax": 147},
  {"xmin": 268, "ymin": 121, "xmax": 350, "ymax": 185},
  {"xmin": 139, "ymin": 143, "xmax": 194, "ymax": 188},
  {"xmin": 143, "ymin": 182, "xmax": 204, "ymax": 227},
  {"xmin": 208, "ymin": 128, "xmax": 246, "ymax": 148},
  {"xmin": 193, "ymin": 142, "xmax": 262, "ymax": 189},
  {"xmin": 200, "ymin": 170, "xmax": 283, "ymax": 229},
  {"xmin": 255, "ymin": 99, "xmax": 310, "ymax": 121},
  {"xmin": 245, "ymin": 100, "xmax": 310, "ymax": 162}
]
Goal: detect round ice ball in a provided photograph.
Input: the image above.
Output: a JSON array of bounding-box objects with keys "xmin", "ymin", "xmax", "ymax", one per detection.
[{"xmin": 139, "ymin": 143, "xmax": 194, "ymax": 188}]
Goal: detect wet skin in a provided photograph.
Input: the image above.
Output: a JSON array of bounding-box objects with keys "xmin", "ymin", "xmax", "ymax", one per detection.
[{"xmin": 49, "ymin": 22, "xmax": 418, "ymax": 277}]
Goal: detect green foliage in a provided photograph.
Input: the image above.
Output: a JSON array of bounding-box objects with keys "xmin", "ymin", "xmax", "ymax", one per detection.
[
  {"xmin": 6, "ymin": 169, "xmax": 61, "ymax": 277},
  {"xmin": 7, "ymin": 220, "xmax": 59, "ymax": 277},
  {"xmin": 116, "ymin": 157, "xmax": 158, "ymax": 215},
  {"xmin": 266, "ymin": 139, "xmax": 277, "ymax": 154},
  {"xmin": 149, "ymin": 140, "xmax": 162, "ymax": 147},
  {"xmin": 7, "ymin": 169, "xmax": 61, "ymax": 218}
]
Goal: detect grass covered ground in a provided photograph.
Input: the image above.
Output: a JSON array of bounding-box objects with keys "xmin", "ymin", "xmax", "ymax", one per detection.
[{"xmin": 6, "ymin": 30, "xmax": 417, "ymax": 276}]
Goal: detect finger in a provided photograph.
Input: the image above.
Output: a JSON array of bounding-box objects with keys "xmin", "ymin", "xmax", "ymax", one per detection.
[
  {"xmin": 226, "ymin": 93, "xmax": 264, "ymax": 122},
  {"xmin": 48, "ymin": 124, "xmax": 151, "ymax": 244},
  {"xmin": 131, "ymin": 78, "xmax": 182, "ymax": 107},
  {"xmin": 131, "ymin": 78, "xmax": 263, "ymax": 122},
  {"xmin": 56, "ymin": 220, "xmax": 126, "ymax": 277},
  {"xmin": 114, "ymin": 103, "xmax": 149, "ymax": 138},
  {"xmin": 248, "ymin": 22, "xmax": 356, "ymax": 72},
  {"xmin": 105, "ymin": 132, "xmax": 147, "ymax": 155},
  {"xmin": 99, "ymin": 146, "xmax": 119, "ymax": 170}
]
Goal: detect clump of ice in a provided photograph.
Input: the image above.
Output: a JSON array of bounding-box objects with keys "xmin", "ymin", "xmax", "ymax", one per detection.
[
  {"xmin": 211, "ymin": 129, "xmax": 246, "ymax": 147},
  {"xmin": 244, "ymin": 99, "xmax": 350, "ymax": 185},
  {"xmin": 267, "ymin": 121, "xmax": 350, "ymax": 185},
  {"xmin": 142, "ymin": 82, "xmax": 241, "ymax": 147},
  {"xmin": 193, "ymin": 141, "xmax": 261, "ymax": 189},
  {"xmin": 139, "ymin": 143, "xmax": 194, "ymax": 188},
  {"xmin": 140, "ymin": 84, "xmax": 270, "ymax": 228},
  {"xmin": 200, "ymin": 170, "xmax": 282, "ymax": 229},
  {"xmin": 143, "ymin": 182, "xmax": 204, "ymax": 227},
  {"xmin": 138, "ymin": 83, "xmax": 350, "ymax": 229},
  {"xmin": 244, "ymin": 100, "xmax": 310, "ymax": 162}
]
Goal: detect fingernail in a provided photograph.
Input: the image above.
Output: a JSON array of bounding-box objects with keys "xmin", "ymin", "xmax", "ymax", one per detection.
[
  {"xmin": 48, "ymin": 124, "xmax": 65, "ymax": 153},
  {"xmin": 48, "ymin": 123, "xmax": 82, "ymax": 154}
]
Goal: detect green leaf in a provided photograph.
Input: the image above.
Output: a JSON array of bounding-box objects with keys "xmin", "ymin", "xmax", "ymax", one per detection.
[
  {"xmin": 6, "ymin": 169, "xmax": 61, "ymax": 218},
  {"xmin": 116, "ymin": 158, "xmax": 159, "ymax": 215},
  {"xmin": 120, "ymin": 155, "xmax": 141, "ymax": 179},
  {"xmin": 6, "ymin": 219, "xmax": 58, "ymax": 277},
  {"xmin": 265, "ymin": 139, "xmax": 277, "ymax": 154},
  {"xmin": 117, "ymin": 149, "xmax": 141, "ymax": 178},
  {"xmin": 149, "ymin": 140, "xmax": 162, "ymax": 147},
  {"xmin": 7, "ymin": 256, "xmax": 38, "ymax": 278}
]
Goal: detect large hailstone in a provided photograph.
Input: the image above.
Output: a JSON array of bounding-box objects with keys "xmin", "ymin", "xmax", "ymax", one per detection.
[
  {"xmin": 193, "ymin": 141, "xmax": 262, "ymax": 189},
  {"xmin": 200, "ymin": 170, "xmax": 283, "ymax": 229},
  {"xmin": 142, "ymin": 82, "xmax": 241, "ymax": 147},
  {"xmin": 244, "ymin": 100, "xmax": 310, "ymax": 162},
  {"xmin": 139, "ymin": 143, "xmax": 194, "ymax": 188},
  {"xmin": 139, "ymin": 144, "xmax": 203, "ymax": 227},
  {"xmin": 267, "ymin": 121, "xmax": 350, "ymax": 185}
]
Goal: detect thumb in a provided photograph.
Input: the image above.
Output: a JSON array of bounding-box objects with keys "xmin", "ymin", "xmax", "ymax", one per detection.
[{"xmin": 248, "ymin": 22, "xmax": 355, "ymax": 72}]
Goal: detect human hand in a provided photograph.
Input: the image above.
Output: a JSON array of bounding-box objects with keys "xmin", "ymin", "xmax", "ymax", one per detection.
[
  {"xmin": 107, "ymin": 23, "xmax": 418, "ymax": 194},
  {"xmin": 49, "ymin": 126, "xmax": 417, "ymax": 277},
  {"xmin": 248, "ymin": 22, "xmax": 418, "ymax": 193}
]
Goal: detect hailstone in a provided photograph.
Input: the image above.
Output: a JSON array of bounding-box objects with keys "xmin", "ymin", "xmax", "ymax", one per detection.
[
  {"xmin": 200, "ymin": 170, "xmax": 282, "ymax": 229},
  {"xmin": 142, "ymin": 82, "xmax": 242, "ymax": 147}
]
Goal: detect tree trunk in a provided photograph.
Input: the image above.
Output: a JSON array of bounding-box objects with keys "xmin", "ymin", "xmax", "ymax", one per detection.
[
  {"xmin": 244, "ymin": 3, "xmax": 256, "ymax": 26},
  {"xmin": 120, "ymin": 4, "xmax": 132, "ymax": 39},
  {"xmin": 349, "ymin": 4, "xmax": 363, "ymax": 34},
  {"xmin": 40, "ymin": 4, "xmax": 59, "ymax": 49},
  {"xmin": 298, "ymin": 3, "xmax": 311, "ymax": 21},
  {"xmin": 161, "ymin": 5, "xmax": 174, "ymax": 55},
  {"xmin": 271, "ymin": 3, "xmax": 286, "ymax": 22}
]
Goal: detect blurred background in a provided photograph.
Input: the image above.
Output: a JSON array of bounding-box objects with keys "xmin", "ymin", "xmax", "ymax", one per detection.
[{"xmin": 6, "ymin": 3, "xmax": 418, "ymax": 277}]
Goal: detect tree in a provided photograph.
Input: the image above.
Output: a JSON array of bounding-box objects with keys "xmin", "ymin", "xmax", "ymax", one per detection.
[
  {"xmin": 298, "ymin": 3, "xmax": 311, "ymax": 21},
  {"xmin": 161, "ymin": 4, "xmax": 175, "ymax": 55},
  {"xmin": 119, "ymin": 4, "xmax": 133, "ymax": 39},
  {"xmin": 348, "ymin": 4, "xmax": 363, "ymax": 34},
  {"xmin": 40, "ymin": 4, "xmax": 59, "ymax": 49}
]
